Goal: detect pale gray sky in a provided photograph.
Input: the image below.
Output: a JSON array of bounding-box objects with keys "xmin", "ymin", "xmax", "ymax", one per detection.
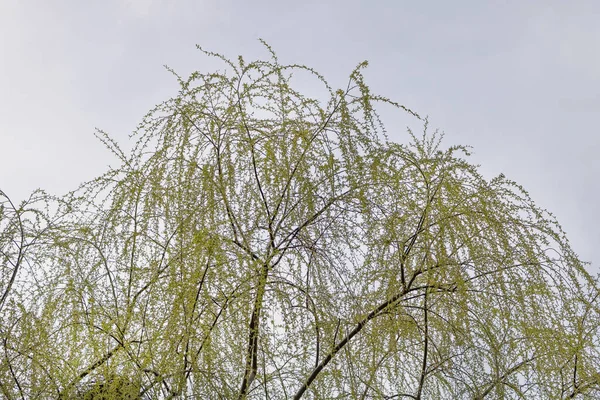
[{"xmin": 1, "ymin": 0, "xmax": 598, "ymax": 268}]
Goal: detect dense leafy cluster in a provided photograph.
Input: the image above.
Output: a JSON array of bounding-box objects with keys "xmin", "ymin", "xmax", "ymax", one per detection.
[{"xmin": 1, "ymin": 44, "xmax": 599, "ymax": 399}]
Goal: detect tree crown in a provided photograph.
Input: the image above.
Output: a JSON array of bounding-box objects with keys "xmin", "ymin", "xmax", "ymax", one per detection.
[{"xmin": 1, "ymin": 42, "xmax": 598, "ymax": 399}]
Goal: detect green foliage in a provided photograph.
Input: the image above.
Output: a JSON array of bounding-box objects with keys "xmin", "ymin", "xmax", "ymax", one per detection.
[{"xmin": 1, "ymin": 42, "xmax": 599, "ymax": 399}]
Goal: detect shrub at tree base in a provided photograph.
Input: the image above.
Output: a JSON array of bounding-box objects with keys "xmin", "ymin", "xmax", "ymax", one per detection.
[{"xmin": 1, "ymin": 42, "xmax": 599, "ymax": 399}]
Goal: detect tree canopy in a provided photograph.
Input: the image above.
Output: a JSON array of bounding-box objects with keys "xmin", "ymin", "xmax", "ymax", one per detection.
[{"xmin": 1, "ymin": 43, "xmax": 599, "ymax": 399}]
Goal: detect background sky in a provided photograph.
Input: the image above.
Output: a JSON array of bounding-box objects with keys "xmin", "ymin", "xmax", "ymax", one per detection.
[{"xmin": 1, "ymin": 0, "xmax": 598, "ymax": 271}]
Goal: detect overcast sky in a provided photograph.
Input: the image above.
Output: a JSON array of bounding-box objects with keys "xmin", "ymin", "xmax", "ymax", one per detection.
[{"xmin": 1, "ymin": 0, "xmax": 598, "ymax": 270}]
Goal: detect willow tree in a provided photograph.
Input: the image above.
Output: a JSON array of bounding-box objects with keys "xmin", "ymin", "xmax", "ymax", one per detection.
[{"xmin": 1, "ymin": 43, "xmax": 599, "ymax": 399}]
